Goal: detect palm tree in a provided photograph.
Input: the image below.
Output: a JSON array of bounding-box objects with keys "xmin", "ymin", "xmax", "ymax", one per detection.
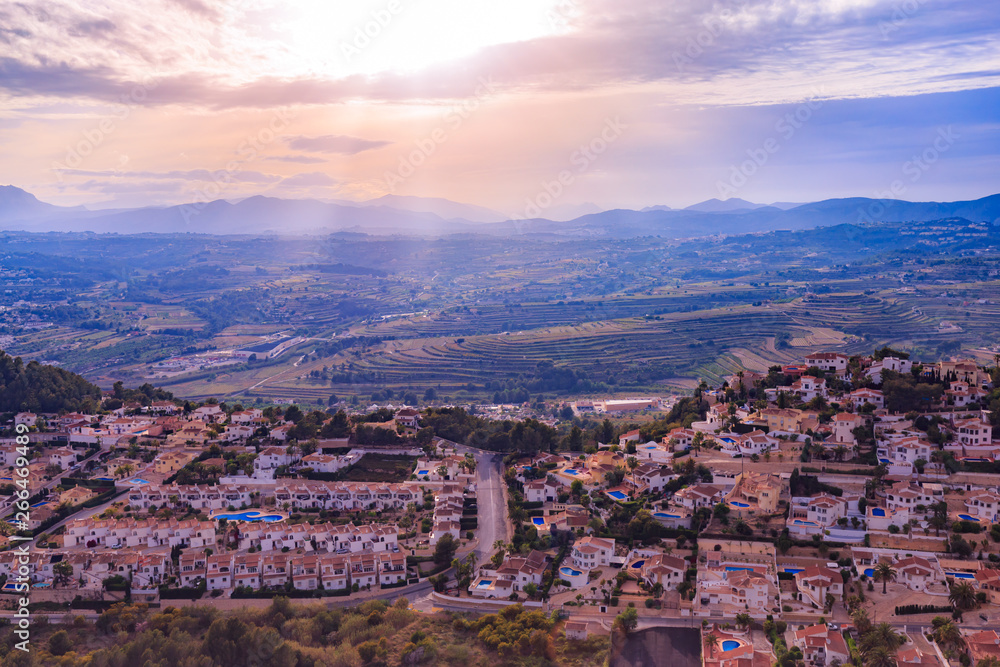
[
  {"xmin": 873, "ymin": 562, "xmax": 897, "ymax": 594},
  {"xmin": 860, "ymin": 622, "xmax": 903, "ymax": 659},
  {"xmin": 931, "ymin": 618, "xmax": 962, "ymax": 648},
  {"xmin": 949, "ymin": 580, "xmax": 978, "ymax": 612},
  {"xmin": 704, "ymin": 633, "xmax": 719, "ymax": 658},
  {"xmin": 865, "ymin": 646, "xmax": 897, "ymax": 667},
  {"xmin": 735, "ymin": 613, "xmax": 752, "ymax": 637},
  {"xmin": 851, "ymin": 609, "xmax": 872, "ymax": 636},
  {"xmin": 978, "ymin": 658, "xmax": 1000, "ymax": 667}
]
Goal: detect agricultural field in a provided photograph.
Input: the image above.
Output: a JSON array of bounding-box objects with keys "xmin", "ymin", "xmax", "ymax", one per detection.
[{"xmin": 2, "ymin": 219, "xmax": 999, "ymax": 405}]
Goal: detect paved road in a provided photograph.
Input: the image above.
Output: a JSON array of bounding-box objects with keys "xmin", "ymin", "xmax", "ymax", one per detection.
[{"xmin": 469, "ymin": 449, "xmax": 509, "ymax": 566}]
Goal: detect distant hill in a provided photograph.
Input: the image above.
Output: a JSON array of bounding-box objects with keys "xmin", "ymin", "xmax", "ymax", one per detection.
[
  {"xmin": 0, "ymin": 185, "xmax": 82, "ymax": 222},
  {"xmin": 2, "ymin": 186, "xmax": 999, "ymax": 239},
  {"xmin": 352, "ymin": 194, "xmax": 508, "ymax": 223},
  {"xmin": 684, "ymin": 197, "xmax": 766, "ymax": 212}
]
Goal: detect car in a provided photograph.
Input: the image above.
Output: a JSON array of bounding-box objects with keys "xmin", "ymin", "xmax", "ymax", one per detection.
[
  {"xmin": 981, "ymin": 614, "xmax": 989, "ymax": 621},
  {"xmin": 110, "ymin": 542, "xmax": 123, "ymax": 549}
]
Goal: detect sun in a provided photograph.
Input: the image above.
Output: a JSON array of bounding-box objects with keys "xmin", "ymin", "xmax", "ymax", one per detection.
[{"xmin": 277, "ymin": 0, "xmax": 574, "ymax": 78}]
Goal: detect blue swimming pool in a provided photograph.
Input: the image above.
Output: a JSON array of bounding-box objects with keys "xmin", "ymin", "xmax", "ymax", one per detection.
[
  {"xmin": 725, "ymin": 566, "xmax": 753, "ymax": 573},
  {"xmin": 532, "ymin": 517, "xmax": 545, "ymax": 526},
  {"xmin": 879, "ymin": 458, "xmax": 890, "ymax": 464},
  {"xmin": 719, "ymin": 437, "xmax": 737, "ymax": 444},
  {"xmin": 729, "ymin": 501, "xmax": 749, "ymax": 508},
  {"xmin": 213, "ymin": 511, "xmax": 283, "ymax": 522},
  {"xmin": 871, "ymin": 508, "xmax": 886, "ymax": 517},
  {"xmin": 477, "ymin": 580, "xmax": 493, "ymax": 588},
  {"xmin": 563, "ymin": 468, "xmax": 580, "ymax": 475},
  {"xmin": 947, "ymin": 572, "xmax": 975, "ymax": 579},
  {"xmin": 560, "ymin": 567, "xmax": 582, "ymax": 577},
  {"xmin": 864, "ymin": 568, "xmax": 874, "ymax": 577},
  {"xmin": 654, "ymin": 512, "xmax": 680, "ymax": 519},
  {"xmin": 417, "ymin": 470, "xmax": 429, "ymax": 475},
  {"xmin": 631, "ymin": 560, "xmax": 645, "ymax": 569},
  {"xmin": 722, "ymin": 640, "xmax": 740, "ymax": 652},
  {"xmin": 958, "ymin": 514, "xmax": 980, "ymax": 522},
  {"xmin": 128, "ymin": 478, "xmax": 149, "ymax": 485},
  {"xmin": 645, "ymin": 445, "xmax": 657, "ymax": 449},
  {"xmin": 783, "ymin": 568, "xmax": 804, "ymax": 575},
  {"xmin": 97, "ymin": 477, "xmax": 114, "ymax": 481},
  {"xmin": 792, "ymin": 519, "xmax": 818, "ymax": 526},
  {"xmin": 30, "ymin": 501, "xmax": 48, "ymax": 508},
  {"xmin": 608, "ymin": 491, "xmax": 628, "ymax": 500}
]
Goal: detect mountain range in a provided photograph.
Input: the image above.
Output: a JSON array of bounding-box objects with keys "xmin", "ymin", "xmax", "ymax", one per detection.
[{"xmin": 1, "ymin": 186, "xmax": 998, "ymax": 239}]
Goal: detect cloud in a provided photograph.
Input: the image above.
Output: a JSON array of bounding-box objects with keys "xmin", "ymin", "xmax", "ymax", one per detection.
[
  {"xmin": 53, "ymin": 168, "xmax": 282, "ymax": 184},
  {"xmin": 283, "ymin": 135, "xmax": 391, "ymax": 155},
  {"xmin": 264, "ymin": 155, "xmax": 328, "ymax": 164},
  {"xmin": 279, "ymin": 172, "xmax": 339, "ymax": 187},
  {"xmin": 0, "ymin": 0, "xmax": 995, "ymax": 109}
]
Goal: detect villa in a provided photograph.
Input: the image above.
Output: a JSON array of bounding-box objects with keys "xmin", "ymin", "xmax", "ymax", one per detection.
[
  {"xmin": 675, "ymin": 484, "xmax": 725, "ymax": 510},
  {"xmin": 570, "ymin": 536, "xmax": 615, "ymax": 571},
  {"xmin": 794, "ymin": 566, "xmax": 843, "ymax": 608},
  {"xmin": 639, "ymin": 553, "xmax": 687, "ymax": 590},
  {"xmin": 727, "ymin": 472, "xmax": 785, "ymax": 513},
  {"xmin": 791, "ymin": 624, "xmax": 850, "ymax": 667}
]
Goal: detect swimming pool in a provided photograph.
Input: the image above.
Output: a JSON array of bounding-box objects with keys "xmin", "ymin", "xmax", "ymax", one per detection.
[
  {"xmin": 128, "ymin": 478, "xmax": 150, "ymax": 485},
  {"xmin": 97, "ymin": 477, "xmax": 114, "ymax": 481},
  {"xmin": 560, "ymin": 567, "xmax": 582, "ymax": 577},
  {"xmin": 477, "ymin": 580, "xmax": 493, "ymax": 588},
  {"xmin": 871, "ymin": 508, "xmax": 886, "ymax": 517},
  {"xmin": 783, "ymin": 568, "xmax": 804, "ymax": 575},
  {"xmin": 654, "ymin": 512, "xmax": 680, "ymax": 519},
  {"xmin": 563, "ymin": 468, "xmax": 580, "ymax": 475},
  {"xmin": 532, "ymin": 517, "xmax": 545, "ymax": 526},
  {"xmin": 722, "ymin": 640, "xmax": 740, "ymax": 652},
  {"xmin": 947, "ymin": 572, "xmax": 975, "ymax": 579},
  {"xmin": 212, "ymin": 511, "xmax": 284, "ymax": 522},
  {"xmin": 729, "ymin": 501, "xmax": 749, "ymax": 508},
  {"xmin": 792, "ymin": 519, "xmax": 818, "ymax": 526},
  {"xmin": 417, "ymin": 470, "xmax": 429, "ymax": 475},
  {"xmin": 958, "ymin": 514, "xmax": 980, "ymax": 522},
  {"xmin": 864, "ymin": 568, "xmax": 874, "ymax": 577},
  {"xmin": 631, "ymin": 560, "xmax": 645, "ymax": 569},
  {"xmin": 719, "ymin": 437, "xmax": 737, "ymax": 444},
  {"xmin": 879, "ymin": 458, "xmax": 890, "ymax": 464},
  {"xmin": 725, "ymin": 566, "xmax": 753, "ymax": 573},
  {"xmin": 608, "ymin": 491, "xmax": 628, "ymax": 501},
  {"xmin": 30, "ymin": 501, "xmax": 48, "ymax": 508}
]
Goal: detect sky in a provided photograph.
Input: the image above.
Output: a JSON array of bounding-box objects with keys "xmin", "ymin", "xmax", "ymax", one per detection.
[{"xmin": 0, "ymin": 0, "xmax": 999, "ymax": 217}]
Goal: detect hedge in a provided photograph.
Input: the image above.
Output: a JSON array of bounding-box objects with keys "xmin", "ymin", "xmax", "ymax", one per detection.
[{"xmin": 895, "ymin": 604, "xmax": 952, "ymax": 616}]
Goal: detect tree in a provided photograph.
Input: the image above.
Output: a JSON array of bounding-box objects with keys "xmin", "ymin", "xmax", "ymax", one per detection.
[
  {"xmin": 434, "ymin": 533, "xmax": 457, "ymax": 567},
  {"xmin": 865, "ymin": 645, "xmax": 897, "ymax": 667},
  {"xmin": 932, "ymin": 617, "xmax": 963, "ymax": 648},
  {"xmin": 949, "ymin": 580, "xmax": 978, "ymax": 612},
  {"xmin": 49, "ymin": 629, "xmax": 73, "ymax": 656},
  {"xmin": 704, "ymin": 632, "xmax": 720, "ymax": 658},
  {"xmin": 53, "ymin": 560, "xmax": 74, "ymax": 588},
  {"xmin": 735, "ymin": 613, "xmax": 752, "ymax": 636},
  {"xmin": 614, "ymin": 607, "xmax": 638, "ymax": 635},
  {"xmin": 851, "ymin": 609, "xmax": 872, "ymax": 636},
  {"xmin": 873, "ymin": 562, "xmax": 897, "ymax": 594}
]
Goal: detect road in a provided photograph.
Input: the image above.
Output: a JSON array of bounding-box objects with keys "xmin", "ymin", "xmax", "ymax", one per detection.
[{"xmin": 462, "ymin": 446, "xmax": 510, "ymax": 565}]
